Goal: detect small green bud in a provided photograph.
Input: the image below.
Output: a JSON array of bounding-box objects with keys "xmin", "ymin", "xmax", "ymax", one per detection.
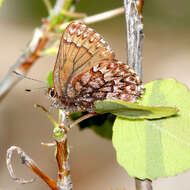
[{"xmin": 53, "ymin": 127, "xmax": 64, "ymax": 139}]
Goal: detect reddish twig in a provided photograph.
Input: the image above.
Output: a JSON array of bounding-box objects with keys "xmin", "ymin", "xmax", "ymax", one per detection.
[
  {"xmin": 56, "ymin": 137, "xmax": 72, "ymax": 190},
  {"xmin": 6, "ymin": 146, "xmax": 58, "ymax": 190}
]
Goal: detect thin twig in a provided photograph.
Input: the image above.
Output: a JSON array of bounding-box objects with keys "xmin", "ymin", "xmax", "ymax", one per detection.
[
  {"xmin": 41, "ymin": 142, "xmax": 56, "ymax": 147},
  {"xmin": 61, "ymin": 10, "xmax": 86, "ymax": 19},
  {"xmin": 59, "ymin": 7, "xmax": 124, "ymax": 30},
  {"xmin": 80, "ymin": 7, "xmax": 124, "ymax": 25},
  {"xmin": 6, "ymin": 146, "xmax": 58, "ymax": 190}
]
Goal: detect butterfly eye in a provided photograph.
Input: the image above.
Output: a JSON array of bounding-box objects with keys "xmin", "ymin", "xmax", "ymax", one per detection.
[{"xmin": 49, "ymin": 88, "xmax": 56, "ymax": 98}]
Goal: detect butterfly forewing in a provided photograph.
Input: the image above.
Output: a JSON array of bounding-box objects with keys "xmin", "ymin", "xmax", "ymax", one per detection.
[{"xmin": 53, "ymin": 22, "xmax": 115, "ymax": 97}]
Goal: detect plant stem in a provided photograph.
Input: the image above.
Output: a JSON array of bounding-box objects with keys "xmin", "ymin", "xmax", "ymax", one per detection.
[
  {"xmin": 124, "ymin": 0, "xmax": 144, "ymax": 78},
  {"xmin": 135, "ymin": 178, "xmax": 152, "ymax": 190},
  {"xmin": 55, "ymin": 110, "xmax": 73, "ymax": 190},
  {"xmin": 124, "ymin": 0, "xmax": 152, "ymax": 189}
]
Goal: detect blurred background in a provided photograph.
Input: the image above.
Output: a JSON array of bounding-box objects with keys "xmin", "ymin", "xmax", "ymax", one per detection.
[{"xmin": 0, "ymin": 0, "xmax": 190, "ymax": 189}]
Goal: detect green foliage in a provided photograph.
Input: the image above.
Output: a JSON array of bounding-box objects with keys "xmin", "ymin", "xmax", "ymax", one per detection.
[
  {"xmin": 113, "ymin": 79, "xmax": 190, "ymax": 180},
  {"xmin": 70, "ymin": 112, "xmax": 114, "ymax": 139},
  {"xmin": 95, "ymin": 99, "xmax": 178, "ymax": 119},
  {"xmin": 46, "ymin": 71, "xmax": 54, "ymax": 87},
  {"xmin": 91, "ymin": 114, "xmax": 114, "ymax": 139}
]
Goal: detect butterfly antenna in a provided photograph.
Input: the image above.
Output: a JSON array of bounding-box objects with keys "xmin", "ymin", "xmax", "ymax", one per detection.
[
  {"xmin": 25, "ymin": 87, "xmax": 47, "ymax": 92},
  {"xmin": 12, "ymin": 70, "xmax": 46, "ymax": 84}
]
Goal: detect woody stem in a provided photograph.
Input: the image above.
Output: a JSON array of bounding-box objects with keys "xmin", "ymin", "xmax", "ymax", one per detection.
[{"xmin": 124, "ymin": 0, "xmax": 152, "ymax": 190}]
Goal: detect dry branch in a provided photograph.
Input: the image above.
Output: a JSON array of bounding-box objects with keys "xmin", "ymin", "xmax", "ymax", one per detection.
[{"xmin": 6, "ymin": 146, "xmax": 58, "ymax": 190}]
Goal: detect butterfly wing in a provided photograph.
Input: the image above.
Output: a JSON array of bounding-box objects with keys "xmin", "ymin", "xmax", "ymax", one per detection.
[
  {"xmin": 67, "ymin": 59, "xmax": 144, "ymax": 112},
  {"xmin": 53, "ymin": 22, "xmax": 115, "ymax": 98},
  {"xmin": 53, "ymin": 22, "xmax": 144, "ymax": 112}
]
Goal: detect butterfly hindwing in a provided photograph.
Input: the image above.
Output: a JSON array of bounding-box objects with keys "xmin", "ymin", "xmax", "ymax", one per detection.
[{"xmin": 67, "ymin": 59, "xmax": 144, "ymax": 112}]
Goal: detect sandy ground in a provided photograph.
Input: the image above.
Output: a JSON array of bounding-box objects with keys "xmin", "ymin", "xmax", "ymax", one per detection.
[{"xmin": 0, "ymin": 10, "xmax": 190, "ymax": 190}]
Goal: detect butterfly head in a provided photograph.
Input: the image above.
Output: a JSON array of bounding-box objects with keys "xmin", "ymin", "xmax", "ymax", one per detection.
[
  {"xmin": 48, "ymin": 87, "xmax": 57, "ymax": 99},
  {"xmin": 47, "ymin": 87, "xmax": 63, "ymax": 109}
]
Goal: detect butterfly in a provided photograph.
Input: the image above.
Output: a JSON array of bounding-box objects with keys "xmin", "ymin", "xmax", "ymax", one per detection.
[{"xmin": 48, "ymin": 21, "xmax": 145, "ymax": 113}]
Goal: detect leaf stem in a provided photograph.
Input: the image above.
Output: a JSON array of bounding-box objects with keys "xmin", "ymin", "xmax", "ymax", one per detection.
[
  {"xmin": 35, "ymin": 104, "xmax": 58, "ymax": 127},
  {"xmin": 70, "ymin": 113, "xmax": 97, "ymax": 128}
]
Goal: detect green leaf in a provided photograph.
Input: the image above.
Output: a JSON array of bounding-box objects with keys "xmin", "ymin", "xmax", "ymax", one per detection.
[
  {"xmin": 46, "ymin": 71, "xmax": 53, "ymax": 87},
  {"xmin": 91, "ymin": 114, "xmax": 114, "ymax": 140},
  {"xmin": 113, "ymin": 79, "xmax": 190, "ymax": 180},
  {"xmin": 70, "ymin": 112, "xmax": 114, "ymax": 140},
  {"xmin": 95, "ymin": 99, "xmax": 178, "ymax": 119}
]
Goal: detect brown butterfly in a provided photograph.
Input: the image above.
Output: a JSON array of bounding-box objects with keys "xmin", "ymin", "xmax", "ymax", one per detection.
[{"xmin": 48, "ymin": 22, "xmax": 145, "ymax": 113}]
